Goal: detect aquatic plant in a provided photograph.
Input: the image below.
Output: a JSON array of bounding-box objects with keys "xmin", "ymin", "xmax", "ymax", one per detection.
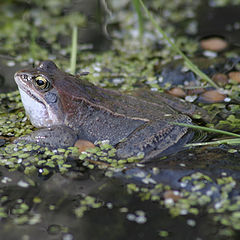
[{"xmin": 133, "ymin": 0, "xmax": 219, "ymax": 89}]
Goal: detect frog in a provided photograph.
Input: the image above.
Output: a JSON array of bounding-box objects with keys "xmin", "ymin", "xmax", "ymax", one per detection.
[{"xmin": 14, "ymin": 60, "xmax": 201, "ymax": 161}]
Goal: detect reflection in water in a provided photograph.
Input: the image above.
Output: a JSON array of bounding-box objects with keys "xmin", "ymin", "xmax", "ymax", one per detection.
[{"xmin": 1, "ymin": 146, "xmax": 240, "ymax": 240}]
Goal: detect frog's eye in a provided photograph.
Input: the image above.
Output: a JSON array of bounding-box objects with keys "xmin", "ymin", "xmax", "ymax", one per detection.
[{"xmin": 34, "ymin": 76, "xmax": 50, "ymax": 90}]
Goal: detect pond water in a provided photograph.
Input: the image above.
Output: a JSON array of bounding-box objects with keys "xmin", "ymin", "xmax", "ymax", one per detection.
[
  {"xmin": 1, "ymin": 146, "xmax": 240, "ymax": 240},
  {"xmin": 1, "ymin": 0, "xmax": 240, "ymax": 240}
]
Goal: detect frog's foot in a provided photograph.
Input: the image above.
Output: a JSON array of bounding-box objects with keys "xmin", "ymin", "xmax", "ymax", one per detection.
[
  {"xmin": 14, "ymin": 125, "xmax": 78, "ymax": 149},
  {"xmin": 116, "ymin": 115, "xmax": 192, "ymax": 162}
]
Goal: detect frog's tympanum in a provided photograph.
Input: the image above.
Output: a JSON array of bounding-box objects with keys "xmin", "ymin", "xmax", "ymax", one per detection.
[{"xmin": 14, "ymin": 60, "xmax": 197, "ymax": 161}]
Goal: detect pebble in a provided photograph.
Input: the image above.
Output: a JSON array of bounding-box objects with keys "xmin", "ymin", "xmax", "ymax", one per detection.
[
  {"xmin": 74, "ymin": 139, "xmax": 95, "ymax": 152},
  {"xmin": 228, "ymin": 71, "xmax": 240, "ymax": 83},
  {"xmin": 163, "ymin": 190, "xmax": 181, "ymax": 202},
  {"xmin": 203, "ymin": 50, "xmax": 217, "ymax": 58},
  {"xmin": 200, "ymin": 37, "xmax": 228, "ymax": 52},
  {"xmin": 199, "ymin": 90, "xmax": 226, "ymax": 103},
  {"xmin": 186, "ymin": 88, "xmax": 205, "ymax": 96},
  {"xmin": 167, "ymin": 87, "xmax": 186, "ymax": 98},
  {"xmin": 212, "ymin": 73, "xmax": 228, "ymax": 86},
  {"xmin": 185, "ymin": 95, "xmax": 198, "ymax": 102}
]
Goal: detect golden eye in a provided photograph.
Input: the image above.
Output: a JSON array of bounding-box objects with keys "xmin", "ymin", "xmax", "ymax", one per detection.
[{"xmin": 34, "ymin": 76, "xmax": 50, "ymax": 90}]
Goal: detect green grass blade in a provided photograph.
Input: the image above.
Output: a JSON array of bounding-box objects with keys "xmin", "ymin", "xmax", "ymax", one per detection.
[
  {"xmin": 139, "ymin": 0, "xmax": 219, "ymax": 89},
  {"xmin": 186, "ymin": 138, "xmax": 240, "ymax": 147},
  {"xmin": 171, "ymin": 122, "xmax": 240, "ymax": 138},
  {"xmin": 70, "ymin": 25, "xmax": 78, "ymax": 75},
  {"xmin": 132, "ymin": 0, "xmax": 144, "ymax": 38}
]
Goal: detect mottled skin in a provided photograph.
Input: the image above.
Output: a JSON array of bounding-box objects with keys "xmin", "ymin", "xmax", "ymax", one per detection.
[{"xmin": 14, "ymin": 60, "xmax": 194, "ymax": 161}]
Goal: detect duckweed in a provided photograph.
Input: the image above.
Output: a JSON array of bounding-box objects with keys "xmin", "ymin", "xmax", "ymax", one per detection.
[
  {"xmin": 76, "ymin": 141, "xmax": 143, "ymax": 170},
  {"xmin": 127, "ymin": 183, "xmax": 140, "ymax": 194},
  {"xmin": 158, "ymin": 230, "xmax": 169, "ymax": 237},
  {"xmin": 75, "ymin": 195, "xmax": 103, "ymax": 218},
  {"xmin": 0, "ymin": 142, "xmax": 83, "ymax": 176},
  {"xmin": 122, "ymin": 169, "xmax": 240, "ymax": 234},
  {"xmin": 33, "ymin": 197, "xmax": 42, "ymax": 204}
]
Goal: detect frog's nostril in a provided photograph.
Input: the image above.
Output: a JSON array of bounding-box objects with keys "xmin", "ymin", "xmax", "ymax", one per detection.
[{"xmin": 22, "ymin": 74, "xmax": 29, "ymax": 81}]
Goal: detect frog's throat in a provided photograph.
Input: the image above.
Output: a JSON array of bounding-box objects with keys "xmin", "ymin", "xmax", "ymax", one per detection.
[{"xmin": 18, "ymin": 87, "xmax": 62, "ymax": 128}]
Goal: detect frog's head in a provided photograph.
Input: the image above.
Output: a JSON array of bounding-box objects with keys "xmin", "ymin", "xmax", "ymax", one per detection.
[{"xmin": 14, "ymin": 60, "xmax": 67, "ymax": 128}]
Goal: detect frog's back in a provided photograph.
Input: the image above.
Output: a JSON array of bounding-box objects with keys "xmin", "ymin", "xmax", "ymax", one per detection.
[{"xmin": 86, "ymin": 87, "xmax": 178, "ymax": 121}]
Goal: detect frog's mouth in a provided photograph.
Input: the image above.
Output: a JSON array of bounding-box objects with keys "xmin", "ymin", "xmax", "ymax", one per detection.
[{"xmin": 15, "ymin": 74, "xmax": 45, "ymax": 105}]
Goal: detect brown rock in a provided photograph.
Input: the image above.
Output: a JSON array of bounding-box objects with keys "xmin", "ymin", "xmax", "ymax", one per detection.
[
  {"xmin": 186, "ymin": 88, "xmax": 205, "ymax": 96},
  {"xmin": 199, "ymin": 90, "xmax": 226, "ymax": 103},
  {"xmin": 74, "ymin": 139, "xmax": 95, "ymax": 152},
  {"xmin": 212, "ymin": 73, "xmax": 228, "ymax": 86},
  {"xmin": 228, "ymin": 71, "xmax": 240, "ymax": 83},
  {"xmin": 200, "ymin": 37, "xmax": 228, "ymax": 52},
  {"xmin": 167, "ymin": 87, "xmax": 186, "ymax": 98},
  {"xmin": 163, "ymin": 190, "xmax": 181, "ymax": 202}
]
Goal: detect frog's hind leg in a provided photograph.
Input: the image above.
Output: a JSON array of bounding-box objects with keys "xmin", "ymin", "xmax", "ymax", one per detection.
[
  {"xmin": 116, "ymin": 115, "xmax": 192, "ymax": 162},
  {"xmin": 141, "ymin": 129, "xmax": 193, "ymax": 162}
]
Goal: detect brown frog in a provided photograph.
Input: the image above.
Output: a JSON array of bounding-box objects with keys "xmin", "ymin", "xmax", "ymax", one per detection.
[{"xmin": 14, "ymin": 60, "xmax": 199, "ymax": 161}]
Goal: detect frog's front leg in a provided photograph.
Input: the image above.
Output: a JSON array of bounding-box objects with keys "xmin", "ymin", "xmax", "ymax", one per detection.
[
  {"xmin": 14, "ymin": 125, "xmax": 78, "ymax": 149},
  {"xmin": 116, "ymin": 115, "xmax": 192, "ymax": 162}
]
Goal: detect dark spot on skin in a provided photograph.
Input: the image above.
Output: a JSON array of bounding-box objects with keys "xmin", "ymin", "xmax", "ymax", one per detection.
[
  {"xmin": 45, "ymin": 92, "xmax": 58, "ymax": 103},
  {"xmin": 22, "ymin": 74, "xmax": 29, "ymax": 81}
]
